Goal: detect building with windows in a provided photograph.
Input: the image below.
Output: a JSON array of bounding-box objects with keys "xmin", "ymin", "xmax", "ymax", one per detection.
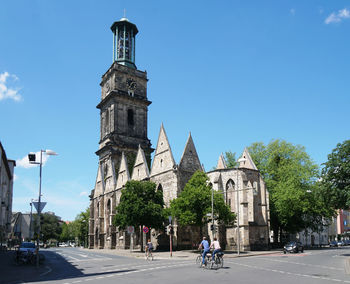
[
  {"xmin": 0, "ymin": 142, "xmax": 16, "ymax": 246},
  {"xmin": 89, "ymin": 17, "xmax": 270, "ymax": 251}
]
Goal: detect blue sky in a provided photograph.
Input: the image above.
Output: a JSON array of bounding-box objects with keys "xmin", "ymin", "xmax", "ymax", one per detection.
[{"xmin": 1, "ymin": 1, "xmax": 349, "ymax": 221}]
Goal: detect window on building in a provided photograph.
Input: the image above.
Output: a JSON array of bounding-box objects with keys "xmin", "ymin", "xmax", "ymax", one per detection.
[{"xmin": 127, "ymin": 109, "xmax": 134, "ymax": 126}]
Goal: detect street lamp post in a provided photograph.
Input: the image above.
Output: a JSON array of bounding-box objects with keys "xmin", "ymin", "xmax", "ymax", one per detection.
[
  {"xmin": 236, "ymin": 157, "xmax": 247, "ymax": 256},
  {"xmin": 29, "ymin": 199, "xmax": 35, "ymax": 241},
  {"xmin": 28, "ymin": 149, "xmax": 57, "ymax": 267},
  {"xmin": 211, "ymin": 184, "xmax": 215, "ymax": 238}
]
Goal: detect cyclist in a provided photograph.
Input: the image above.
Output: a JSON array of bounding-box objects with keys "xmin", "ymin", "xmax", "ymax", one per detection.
[
  {"xmin": 210, "ymin": 237, "xmax": 221, "ymax": 261},
  {"xmin": 198, "ymin": 236, "xmax": 210, "ymax": 265},
  {"xmin": 145, "ymin": 239, "xmax": 153, "ymax": 259}
]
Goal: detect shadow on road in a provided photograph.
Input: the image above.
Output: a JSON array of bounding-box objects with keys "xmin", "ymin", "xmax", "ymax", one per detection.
[{"xmin": 1, "ymin": 249, "xmax": 137, "ymax": 284}]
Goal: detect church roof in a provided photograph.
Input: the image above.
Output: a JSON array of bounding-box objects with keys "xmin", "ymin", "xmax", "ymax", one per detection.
[
  {"xmin": 131, "ymin": 145, "xmax": 150, "ymax": 180},
  {"xmin": 178, "ymin": 132, "xmax": 202, "ymax": 172},
  {"xmin": 216, "ymin": 153, "xmax": 227, "ymax": 170},
  {"xmin": 150, "ymin": 124, "xmax": 176, "ymax": 176},
  {"xmin": 116, "ymin": 152, "xmax": 130, "ymax": 189},
  {"xmin": 239, "ymin": 148, "xmax": 258, "ymax": 170}
]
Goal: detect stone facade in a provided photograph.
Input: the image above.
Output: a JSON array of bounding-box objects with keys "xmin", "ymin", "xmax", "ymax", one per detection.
[
  {"xmin": 0, "ymin": 141, "xmax": 15, "ymax": 246},
  {"xmin": 89, "ymin": 18, "xmax": 270, "ymax": 251},
  {"xmin": 207, "ymin": 149, "xmax": 270, "ymax": 250}
]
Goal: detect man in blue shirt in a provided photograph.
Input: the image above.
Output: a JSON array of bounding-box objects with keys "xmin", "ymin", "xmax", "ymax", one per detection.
[{"xmin": 198, "ymin": 236, "xmax": 210, "ymax": 265}]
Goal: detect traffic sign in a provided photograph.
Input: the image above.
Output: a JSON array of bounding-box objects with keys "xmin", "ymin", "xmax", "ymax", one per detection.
[
  {"xmin": 127, "ymin": 226, "xmax": 135, "ymax": 234},
  {"xmin": 143, "ymin": 226, "xmax": 149, "ymax": 233},
  {"xmin": 32, "ymin": 202, "xmax": 46, "ymax": 213}
]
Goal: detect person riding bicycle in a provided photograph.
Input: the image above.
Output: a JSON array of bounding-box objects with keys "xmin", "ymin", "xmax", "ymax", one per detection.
[
  {"xmin": 145, "ymin": 239, "xmax": 153, "ymax": 258},
  {"xmin": 198, "ymin": 236, "xmax": 210, "ymax": 265},
  {"xmin": 210, "ymin": 237, "xmax": 221, "ymax": 261}
]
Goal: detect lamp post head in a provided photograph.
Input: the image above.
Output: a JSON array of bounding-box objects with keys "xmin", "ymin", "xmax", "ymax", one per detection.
[{"xmin": 44, "ymin": 150, "xmax": 58, "ymax": 156}]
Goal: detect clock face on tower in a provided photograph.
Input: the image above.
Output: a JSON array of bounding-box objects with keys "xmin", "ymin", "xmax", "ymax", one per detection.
[
  {"xmin": 126, "ymin": 78, "xmax": 137, "ymax": 91},
  {"xmin": 105, "ymin": 81, "xmax": 111, "ymax": 92}
]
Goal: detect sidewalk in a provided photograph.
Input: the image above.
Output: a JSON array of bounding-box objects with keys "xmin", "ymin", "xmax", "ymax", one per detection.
[
  {"xmin": 0, "ymin": 250, "xmax": 49, "ymax": 284},
  {"xmin": 81, "ymin": 247, "xmax": 281, "ymax": 260}
]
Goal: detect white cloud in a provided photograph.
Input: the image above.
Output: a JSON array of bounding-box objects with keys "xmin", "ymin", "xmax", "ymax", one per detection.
[
  {"xmin": 79, "ymin": 191, "xmax": 88, "ymax": 197},
  {"xmin": 0, "ymin": 71, "xmax": 22, "ymax": 102},
  {"xmin": 13, "ymin": 174, "xmax": 18, "ymax": 181},
  {"xmin": 16, "ymin": 151, "xmax": 50, "ymax": 169},
  {"xmin": 325, "ymin": 8, "xmax": 350, "ymax": 24}
]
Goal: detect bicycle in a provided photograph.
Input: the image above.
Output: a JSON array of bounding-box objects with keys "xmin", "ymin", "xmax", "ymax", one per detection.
[
  {"xmin": 196, "ymin": 250, "xmax": 212, "ymax": 268},
  {"xmin": 210, "ymin": 251, "xmax": 224, "ymax": 269},
  {"xmin": 145, "ymin": 246, "xmax": 154, "ymax": 261}
]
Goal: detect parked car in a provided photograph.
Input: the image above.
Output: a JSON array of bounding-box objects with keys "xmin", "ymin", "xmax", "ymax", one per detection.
[
  {"xmin": 59, "ymin": 242, "xmax": 69, "ymax": 247},
  {"xmin": 344, "ymin": 240, "xmax": 350, "ymax": 246},
  {"xmin": 283, "ymin": 241, "xmax": 304, "ymax": 254},
  {"xmin": 329, "ymin": 241, "xmax": 338, "ymax": 247},
  {"xmin": 337, "ymin": 240, "xmax": 345, "ymax": 246},
  {"xmin": 19, "ymin": 242, "xmax": 36, "ymax": 254}
]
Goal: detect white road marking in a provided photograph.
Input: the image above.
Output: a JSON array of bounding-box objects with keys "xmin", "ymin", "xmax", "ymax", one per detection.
[
  {"xmin": 228, "ymin": 261, "xmax": 348, "ymax": 283},
  {"xmin": 258, "ymin": 257, "xmax": 343, "ymax": 270},
  {"xmin": 56, "ymin": 261, "xmax": 191, "ymax": 284}
]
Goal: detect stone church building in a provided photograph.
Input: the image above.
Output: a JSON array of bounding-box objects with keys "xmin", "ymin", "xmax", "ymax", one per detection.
[{"xmin": 89, "ymin": 17, "xmax": 270, "ymax": 251}]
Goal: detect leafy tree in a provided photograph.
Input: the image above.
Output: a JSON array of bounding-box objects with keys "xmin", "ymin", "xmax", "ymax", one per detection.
[
  {"xmin": 224, "ymin": 151, "xmax": 237, "ymax": 168},
  {"xmin": 74, "ymin": 208, "xmax": 89, "ymax": 247},
  {"xmin": 247, "ymin": 140, "xmax": 320, "ymax": 241},
  {"xmin": 60, "ymin": 222, "xmax": 76, "ymax": 242},
  {"xmin": 320, "ymin": 140, "xmax": 350, "ymax": 209},
  {"xmin": 33, "ymin": 212, "xmax": 62, "ymax": 242},
  {"xmin": 113, "ymin": 180, "xmax": 165, "ymax": 250},
  {"xmin": 170, "ymin": 171, "xmax": 235, "ymax": 238}
]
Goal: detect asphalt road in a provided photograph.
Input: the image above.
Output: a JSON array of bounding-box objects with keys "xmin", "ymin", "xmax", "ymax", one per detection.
[{"xmin": 35, "ymin": 247, "xmax": 350, "ymax": 284}]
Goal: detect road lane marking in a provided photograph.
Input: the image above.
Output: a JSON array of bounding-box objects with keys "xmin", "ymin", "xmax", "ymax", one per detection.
[
  {"xmin": 55, "ymin": 261, "xmax": 191, "ymax": 284},
  {"xmin": 258, "ymin": 257, "xmax": 343, "ymax": 271},
  {"xmin": 228, "ymin": 261, "xmax": 348, "ymax": 283}
]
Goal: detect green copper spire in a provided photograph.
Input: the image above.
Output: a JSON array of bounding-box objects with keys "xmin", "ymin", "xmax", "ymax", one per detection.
[{"xmin": 111, "ymin": 17, "xmax": 138, "ymax": 69}]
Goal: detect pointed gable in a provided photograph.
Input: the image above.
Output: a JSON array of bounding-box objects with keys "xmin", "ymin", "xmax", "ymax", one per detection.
[
  {"xmin": 104, "ymin": 157, "xmax": 117, "ymax": 193},
  {"xmin": 116, "ymin": 152, "xmax": 130, "ymax": 189},
  {"xmin": 178, "ymin": 133, "xmax": 202, "ymax": 173},
  {"xmin": 150, "ymin": 124, "xmax": 176, "ymax": 176},
  {"xmin": 239, "ymin": 148, "xmax": 258, "ymax": 170},
  {"xmin": 93, "ymin": 162, "xmax": 105, "ymax": 198},
  {"xmin": 132, "ymin": 145, "xmax": 150, "ymax": 181},
  {"xmin": 216, "ymin": 153, "xmax": 227, "ymax": 170}
]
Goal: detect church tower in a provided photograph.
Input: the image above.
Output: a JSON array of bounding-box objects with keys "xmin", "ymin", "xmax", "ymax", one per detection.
[
  {"xmin": 90, "ymin": 17, "xmax": 152, "ymax": 249},
  {"xmin": 96, "ymin": 17, "xmax": 152, "ymax": 177}
]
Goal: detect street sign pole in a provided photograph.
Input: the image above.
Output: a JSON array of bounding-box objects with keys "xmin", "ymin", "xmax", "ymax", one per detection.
[
  {"xmin": 170, "ymin": 231, "xmax": 172, "ymax": 257},
  {"xmin": 130, "ymin": 233, "xmax": 133, "ymax": 253}
]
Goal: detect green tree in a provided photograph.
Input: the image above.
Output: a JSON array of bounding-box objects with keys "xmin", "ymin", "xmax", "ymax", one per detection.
[
  {"xmin": 33, "ymin": 212, "xmax": 62, "ymax": 243},
  {"xmin": 60, "ymin": 222, "xmax": 75, "ymax": 242},
  {"xmin": 224, "ymin": 151, "xmax": 237, "ymax": 168},
  {"xmin": 74, "ymin": 208, "xmax": 89, "ymax": 247},
  {"xmin": 247, "ymin": 140, "xmax": 320, "ymax": 241},
  {"xmin": 170, "ymin": 171, "xmax": 235, "ymax": 239},
  {"xmin": 320, "ymin": 140, "xmax": 350, "ymax": 210},
  {"xmin": 113, "ymin": 180, "xmax": 165, "ymax": 250}
]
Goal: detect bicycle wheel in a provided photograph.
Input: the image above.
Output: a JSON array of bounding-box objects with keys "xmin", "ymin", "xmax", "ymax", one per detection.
[
  {"xmin": 218, "ymin": 256, "xmax": 223, "ymax": 268},
  {"xmin": 196, "ymin": 255, "xmax": 202, "ymax": 267}
]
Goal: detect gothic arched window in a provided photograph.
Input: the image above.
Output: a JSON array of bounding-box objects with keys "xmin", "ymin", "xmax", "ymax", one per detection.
[{"xmin": 226, "ymin": 179, "xmax": 235, "ymax": 207}]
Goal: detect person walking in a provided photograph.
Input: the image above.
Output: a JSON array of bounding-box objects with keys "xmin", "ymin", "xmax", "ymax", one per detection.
[{"xmin": 198, "ymin": 236, "xmax": 210, "ymax": 265}]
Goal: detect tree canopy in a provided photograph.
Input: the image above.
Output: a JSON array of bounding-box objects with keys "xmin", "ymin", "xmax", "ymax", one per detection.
[
  {"xmin": 113, "ymin": 180, "xmax": 165, "ymax": 230},
  {"xmin": 320, "ymin": 140, "xmax": 350, "ymax": 210},
  {"xmin": 33, "ymin": 212, "xmax": 62, "ymax": 242},
  {"xmin": 247, "ymin": 140, "xmax": 325, "ymax": 238},
  {"xmin": 224, "ymin": 151, "xmax": 237, "ymax": 168},
  {"xmin": 170, "ymin": 171, "xmax": 235, "ymax": 234}
]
